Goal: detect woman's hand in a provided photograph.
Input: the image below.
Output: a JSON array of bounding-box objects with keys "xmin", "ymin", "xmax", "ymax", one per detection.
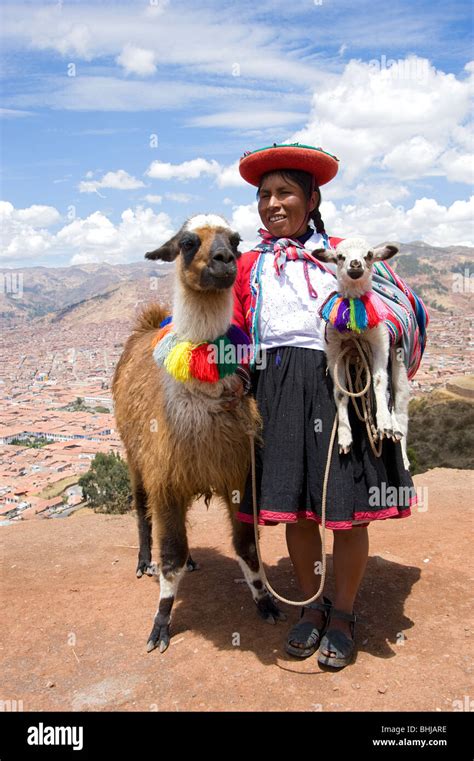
[
  {"xmin": 220, "ymin": 375, "xmax": 245, "ymax": 411},
  {"xmin": 220, "ymin": 366, "xmax": 252, "ymax": 410}
]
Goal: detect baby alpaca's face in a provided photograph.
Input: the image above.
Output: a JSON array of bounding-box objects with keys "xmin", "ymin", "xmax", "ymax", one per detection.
[
  {"xmin": 312, "ymin": 237, "xmax": 399, "ymax": 291},
  {"xmin": 257, "ymin": 172, "xmax": 317, "ymax": 239}
]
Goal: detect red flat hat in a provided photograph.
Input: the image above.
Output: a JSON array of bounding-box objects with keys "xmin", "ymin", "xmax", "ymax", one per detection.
[{"xmin": 239, "ymin": 142, "xmax": 339, "ymax": 187}]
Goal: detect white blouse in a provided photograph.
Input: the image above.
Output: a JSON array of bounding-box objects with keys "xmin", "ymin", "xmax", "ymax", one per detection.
[{"xmin": 258, "ymin": 234, "xmax": 337, "ymax": 352}]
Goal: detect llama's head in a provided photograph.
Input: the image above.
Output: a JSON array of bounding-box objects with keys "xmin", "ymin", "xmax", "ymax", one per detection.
[
  {"xmin": 313, "ymin": 236, "xmax": 398, "ymax": 294},
  {"xmin": 145, "ymin": 215, "xmax": 242, "ymax": 291}
]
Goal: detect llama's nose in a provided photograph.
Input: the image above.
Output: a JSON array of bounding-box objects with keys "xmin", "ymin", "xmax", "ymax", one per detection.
[
  {"xmin": 210, "ymin": 248, "xmax": 236, "ymax": 266},
  {"xmin": 349, "ymin": 259, "xmax": 362, "ymax": 269}
]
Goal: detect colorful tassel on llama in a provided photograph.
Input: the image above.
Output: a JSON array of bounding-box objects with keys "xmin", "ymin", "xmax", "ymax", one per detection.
[
  {"xmin": 320, "ymin": 290, "xmax": 392, "ymax": 334},
  {"xmin": 152, "ymin": 317, "xmax": 250, "ymax": 383}
]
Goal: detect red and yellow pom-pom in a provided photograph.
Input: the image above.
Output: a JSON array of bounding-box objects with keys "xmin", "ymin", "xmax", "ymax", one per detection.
[{"xmin": 189, "ymin": 343, "xmax": 220, "ymax": 382}]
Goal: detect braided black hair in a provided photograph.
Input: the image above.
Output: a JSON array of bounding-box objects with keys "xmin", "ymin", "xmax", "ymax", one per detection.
[{"xmin": 257, "ymin": 169, "xmax": 326, "ymax": 235}]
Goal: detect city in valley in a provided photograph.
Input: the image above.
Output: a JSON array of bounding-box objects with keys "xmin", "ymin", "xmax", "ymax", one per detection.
[{"xmin": 1, "ymin": 244, "xmax": 472, "ymax": 524}]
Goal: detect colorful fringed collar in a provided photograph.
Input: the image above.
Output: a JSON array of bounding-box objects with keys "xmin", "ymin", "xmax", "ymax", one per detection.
[
  {"xmin": 319, "ymin": 290, "xmax": 392, "ymax": 334},
  {"xmin": 150, "ymin": 315, "xmax": 250, "ymax": 383}
]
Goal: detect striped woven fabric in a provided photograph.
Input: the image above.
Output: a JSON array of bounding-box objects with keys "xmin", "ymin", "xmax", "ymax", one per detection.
[{"xmin": 258, "ymin": 227, "xmax": 333, "ymax": 277}]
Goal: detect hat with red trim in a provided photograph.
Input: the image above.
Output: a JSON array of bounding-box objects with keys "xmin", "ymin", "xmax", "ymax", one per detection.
[{"xmin": 239, "ymin": 142, "xmax": 339, "ymax": 187}]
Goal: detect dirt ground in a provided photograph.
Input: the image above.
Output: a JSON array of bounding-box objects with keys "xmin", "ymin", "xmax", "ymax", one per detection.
[{"xmin": 2, "ymin": 467, "xmax": 473, "ymax": 712}]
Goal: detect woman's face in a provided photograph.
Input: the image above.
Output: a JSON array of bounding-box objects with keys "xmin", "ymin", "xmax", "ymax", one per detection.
[{"xmin": 258, "ymin": 172, "xmax": 318, "ymax": 239}]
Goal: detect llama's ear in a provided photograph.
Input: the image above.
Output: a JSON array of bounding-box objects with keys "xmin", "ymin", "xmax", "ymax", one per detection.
[
  {"xmin": 145, "ymin": 231, "xmax": 181, "ymax": 261},
  {"xmin": 312, "ymin": 247, "xmax": 338, "ymax": 264},
  {"xmin": 370, "ymin": 244, "xmax": 398, "ymax": 262}
]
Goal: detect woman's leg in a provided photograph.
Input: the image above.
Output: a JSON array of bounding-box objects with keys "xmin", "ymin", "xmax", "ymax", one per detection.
[
  {"xmin": 286, "ymin": 520, "xmax": 326, "ymax": 644},
  {"xmin": 324, "ymin": 525, "xmax": 369, "ymax": 643}
]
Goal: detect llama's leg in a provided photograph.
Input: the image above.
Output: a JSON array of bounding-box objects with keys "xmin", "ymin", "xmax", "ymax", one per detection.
[
  {"xmin": 132, "ymin": 477, "xmax": 156, "ymax": 578},
  {"xmin": 146, "ymin": 508, "xmax": 189, "ymax": 653},
  {"xmin": 134, "ymin": 476, "xmax": 197, "ymax": 577},
  {"xmin": 232, "ymin": 518, "xmax": 286, "ymax": 624},
  {"xmin": 390, "ymin": 346, "xmax": 411, "ymax": 470},
  {"xmin": 370, "ymin": 331, "xmax": 393, "ymax": 439}
]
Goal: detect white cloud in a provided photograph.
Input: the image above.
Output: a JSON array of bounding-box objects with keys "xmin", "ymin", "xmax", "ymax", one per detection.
[
  {"xmin": 351, "ymin": 181, "xmax": 410, "ymax": 205},
  {"xmin": 144, "ymin": 0, "xmax": 170, "ymax": 17},
  {"xmin": 63, "ymin": 207, "xmax": 174, "ymax": 264},
  {"xmin": 290, "ymin": 56, "xmax": 474, "ymax": 187},
  {"xmin": 9, "ymin": 76, "xmax": 227, "ymax": 112},
  {"xmin": 188, "ymin": 110, "xmax": 306, "ymax": 129},
  {"xmin": 382, "ymin": 136, "xmax": 444, "ymax": 179},
  {"xmin": 0, "ymin": 201, "xmax": 59, "ymax": 261},
  {"xmin": 31, "ymin": 6, "xmax": 94, "ymax": 58},
  {"xmin": 215, "ymin": 160, "xmax": 247, "ymax": 188},
  {"xmin": 227, "ymin": 195, "xmax": 474, "ymax": 248},
  {"xmin": 14, "ymin": 204, "xmax": 61, "ymax": 227},
  {"xmin": 0, "ymin": 108, "xmax": 33, "ymax": 118},
  {"xmin": 145, "ymin": 157, "xmax": 247, "ymax": 189},
  {"xmin": 146, "ymin": 158, "xmax": 220, "ymax": 181},
  {"xmin": 1, "ymin": 3, "xmax": 329, "ymax": 89},
  {"xmin": 0, "ymin": 201, "xmax": 174, "ymax": 266},
  {"xmin": 78, "ymin": 170, "xmax": 145, "ymax": 194},
  {"xmin": 228, "ymin": 201, "xmax": 261, "ymax": 250},
  {"xmin": 322, "ymin": 195, "xmax": 474, "ymax": 247},
  {"xmin": 143, "ymin": 194, "xmax": 163, "ymax": 204},
  {"xmin": 438, "ymin": 149, "xmax": 474, "ymax": 184},
  {"xmin": 116, "ymin": 44, "xmax": 157, "ymax": 77},
  {"xmin": 2, "ymin": 195, "xmax": 473, "ymax": 268}
]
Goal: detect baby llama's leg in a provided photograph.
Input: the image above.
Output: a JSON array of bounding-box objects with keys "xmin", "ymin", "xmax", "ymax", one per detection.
[
  {"xmin": 369, "ymin": 327, "xmax": 393, "ymax": 439},
  {"xmin": 326, "ymin": 334, "xmax": 352, "ymax": 454}
]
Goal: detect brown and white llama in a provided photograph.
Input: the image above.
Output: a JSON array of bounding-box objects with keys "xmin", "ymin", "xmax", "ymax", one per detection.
[{"xmin": 112, "ymin": 214, "xmax": 285, "ymax": 653}]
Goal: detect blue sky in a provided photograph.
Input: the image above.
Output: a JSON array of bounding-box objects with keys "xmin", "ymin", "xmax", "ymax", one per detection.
[{"xmin": 1, "ymin": 0, "xmax": 473, "ymax": 267}]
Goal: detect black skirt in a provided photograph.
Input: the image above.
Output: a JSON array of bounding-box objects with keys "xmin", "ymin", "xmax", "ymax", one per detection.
[{"xmin": 237, "ymin": 346, "xmax": 416, "ymax": 530}]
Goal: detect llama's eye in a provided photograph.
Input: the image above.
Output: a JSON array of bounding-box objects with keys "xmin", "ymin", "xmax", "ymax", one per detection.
[
  {"xmin": 365, "ymin": 250, "xmax": 374, "ymax": 260},
  {"xmin": 336, "ymin": 254, "xmax": 344, "ymax": 261},
  {"xmin": 229, "ymin": 234, "xmax": 242, "ymax": 249},
  {"xmin": 180, "ymin": 234, "xmax": 199, "ymax": 251}
]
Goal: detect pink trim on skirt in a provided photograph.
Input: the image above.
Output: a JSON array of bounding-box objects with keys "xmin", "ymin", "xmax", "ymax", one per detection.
[{"xmin": 236, "ymin": 502, "xmax": 414, "ymax": 531}]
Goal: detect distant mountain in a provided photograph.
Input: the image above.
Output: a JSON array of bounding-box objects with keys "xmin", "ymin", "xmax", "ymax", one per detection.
[
  {"xmin": 0, "ymin": 261, "xmax": 174, "ymax": 325},
  {"xmin": 1, "ymin": 241, "xmax": 472, "ymax": 328}
]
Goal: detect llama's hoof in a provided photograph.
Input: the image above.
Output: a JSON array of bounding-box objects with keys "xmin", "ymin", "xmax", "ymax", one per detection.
[
  {"xmin": 186, "ymin": 555, "xmax": 200, "ymax": 572},
  {"xmin": 146, "ymin": 623, "xmax": 170, "ymax": 653},
  {"xmin": 136, "ymin": 561, "xmax": 158, "ymax": 578},
  {"xmin": 256, "ymin": 594, "xmax": 287, "ymax": 624}
]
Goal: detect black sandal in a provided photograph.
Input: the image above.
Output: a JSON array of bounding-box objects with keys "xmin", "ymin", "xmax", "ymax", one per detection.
[
  {"xmin": 285, "ymin": 596, "xmax": 332, "ymax": 658},
  {"xmin": 318, "ymin": 608, "xmax": 357, "ymax": 669}
]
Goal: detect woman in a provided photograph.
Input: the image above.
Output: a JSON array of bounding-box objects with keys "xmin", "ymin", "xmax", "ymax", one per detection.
[{"xmin": 229, "ymin": 143, "xmax": 428, "ymax": 669}]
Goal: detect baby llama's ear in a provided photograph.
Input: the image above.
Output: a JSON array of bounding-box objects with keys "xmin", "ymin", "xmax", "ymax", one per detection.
[
  {"xmin": 370, "ymin": 244, "xmax": 399, "ymax": 262},
  {"xmin": 312, "ymin": 247, "xmax": 338, "ymax": 264},
  {"xmin": 145, "ymin": 230, "xmax": 182, "ymax": 261}
]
